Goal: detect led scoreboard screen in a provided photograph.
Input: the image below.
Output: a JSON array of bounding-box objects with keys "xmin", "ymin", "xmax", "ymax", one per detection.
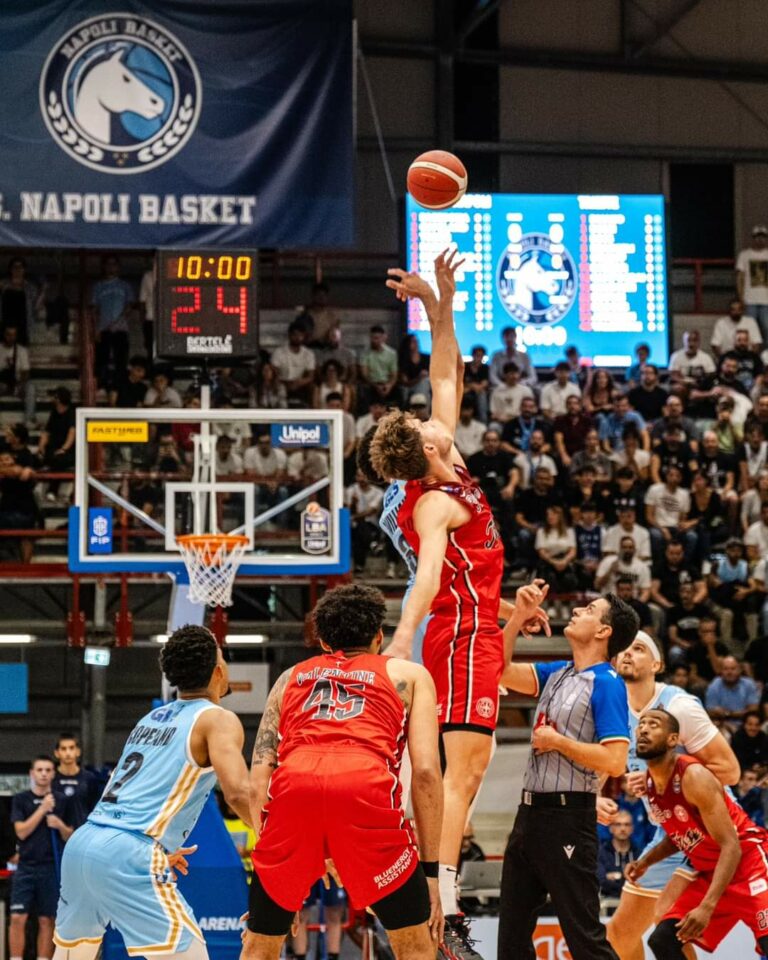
[
  {"xmin": 405, "ymin": 194, "xmax": 668, "ymax": 368},
  {"xmin": 156, "ymin": 250, "xmax": 258, "ymax": 359}
]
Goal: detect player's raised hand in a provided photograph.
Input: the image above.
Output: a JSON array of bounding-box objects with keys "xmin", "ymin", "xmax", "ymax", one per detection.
[
  {"xmin": 385, "ymin": 268, "xmax": 437, "ymax": 306},
  {"xmin": 433, "ymin": 247, "xmax": 465, "ymax": 301}
]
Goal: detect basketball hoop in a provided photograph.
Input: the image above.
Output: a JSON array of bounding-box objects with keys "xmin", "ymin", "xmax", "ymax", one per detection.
[{"xmin": 176, "ymin": 533, "xmax": 250, "ymax": 607}]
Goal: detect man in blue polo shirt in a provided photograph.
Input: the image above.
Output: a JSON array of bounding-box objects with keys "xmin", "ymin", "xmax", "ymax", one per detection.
[
  {"xmin": 10, "ymin": 756, "xmax": 73, "ymax": 960},
  {"xmin": 497, "ymin": 594, "xmax": 639, "ymax": 960},
  {"xmin": 52, "ymin": 733, "xmax": 98, "ymax": 829},
  {"xmin": 598, "ymin": 393, "xmax": 648, "ymax": 453}
]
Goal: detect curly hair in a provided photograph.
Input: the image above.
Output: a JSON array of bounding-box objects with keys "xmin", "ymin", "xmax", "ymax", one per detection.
[
  {"xmin": 313, "ymin": 583, "xmax": 387, "ymax": 651},
  {"xmin": 369, "ymin": 409, "xmax": 429, "ymax": 481},
  {"xmin": 601, "ymin": 593, "xmax": 641, "ymax": 659},
  {"xmin": 356, "ymin": 425, "xmax": 385, "ymax": 484},
  {"xmin": 159, "ymin": 624, "xmax": 219, "ymax": 691}
]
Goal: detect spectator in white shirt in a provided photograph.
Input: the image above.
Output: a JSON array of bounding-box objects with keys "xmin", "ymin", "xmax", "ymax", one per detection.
[
  {"xmin": 513, "ymin": 429, "xmax": 558, "ymax": 489},
  {"xmin": 138, "ymin": 262, "xmax": 155, "ymax": 358},
  {"xmin": 744, "ymin": 501, "xmax": 768, "ymax": 562},
  {"xmin": 736, "ymin": 225, "xmax": 768, "ymax": 342},
  {"xmin": 604, "ymin": 506, "xmax": 652, "ymax": 561},
  {"xmin": 345, "ymin": 470, "xmax": 385, "ymax": 573},
  {"xmin": 0, "ymin": 324, "xmax": 35, "ymax": 424},
  {"xmin": 595, "ymin": 536, "xmax": 651, "ymax": 601},
  {"xmin": 739, "ymin": 423, "xmax": 768, "ymax": 492},
  {"xmin": 270, "ymin": 322, "xmax": 316, "ymax": 406},
  {"xmin": 454, "ymin": 398, "xmax": 487, "ymax": 460},
  {"xmin": 645, "ymin": 464, "xmax": 696, "ymax": 562},
  {"xmin": 215, "ymin": 435, "xmax": 243, "ymax": 476},
  {"xmin": 540, "ymin": 362, "xmax": 581, "ymax": 419},
  {"xmin": 243, "ymin": 433, "xmax": 288, "ymax": 520},
  {"xmin": 668, "ymin": 329, "xmax": 716, "ymax": 384},
  {"xmin": 144, "ymin": 368, "xmax": 182, "ymax": 409},
  {"xmin": 489, "ymin": 362, "xmax": 534, "ymax": 426},
  {"xmin": 489, "ymin": 326, "xmax": 537, "ymax": 387},
  {"xmin": 355, "ymin": 399, "xmax": 387, "ymax": 441},
  {"xmin": 325, "ymin": 391, "xmax": 356, "ymax": 484},
  {"xmin": 710, "ymin": 298, "xmax": 762, "ymax": 357}
]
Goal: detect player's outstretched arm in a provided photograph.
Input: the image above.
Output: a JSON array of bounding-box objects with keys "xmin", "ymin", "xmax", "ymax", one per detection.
[
  {"xmin": 675, "ymin": 765, "xmax": 742, "ymax": 942},
  {"xmin": 249, "ymin": 668, "xmax": 292, "ymax": 834},
  {"xmin": 499, "ymin": 582, "xmax": 550, "ymax": 694},
  {"xmin": 687, "ymin": 715, "xmax": 741, "ymax": 786},
  {"xmin": 386, "ymin": 493, "xmax": 451, "ymax": 660},
  {"xmin": 405, "ymin": 663, "xmax": 444, "ymax": 943}
]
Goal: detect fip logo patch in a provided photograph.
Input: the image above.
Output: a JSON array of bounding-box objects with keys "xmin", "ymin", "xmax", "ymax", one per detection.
[
  {"xmin": 40, "ymin": 14, "xmax": 201, "ymax": 173},
  {"xmin": 271, "ymin": 423, "xmax": 329, "ymax": 448}
]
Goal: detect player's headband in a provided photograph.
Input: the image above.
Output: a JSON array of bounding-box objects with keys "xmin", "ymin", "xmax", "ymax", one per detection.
[{"xmin": 634, "ymin": 630, "xmax": 663, "ymax": 664}]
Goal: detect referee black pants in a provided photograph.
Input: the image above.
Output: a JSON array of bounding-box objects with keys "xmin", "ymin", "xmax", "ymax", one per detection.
[{"xmin": 498, "ymin": 802, "xmax": 618, "ymax": 960}]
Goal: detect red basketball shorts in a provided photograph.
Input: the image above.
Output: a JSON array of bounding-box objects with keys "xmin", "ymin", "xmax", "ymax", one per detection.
[
  {"xmin": 422, "ymin": 612, "xmax": 504, "ymax": 733},
  {"xmin": 251, "ymin": 748, "xmax": 418, "ymax": 911},
  {"xmin": 662, "ymin": 845, "xmax": 768, "ymax": 951}
]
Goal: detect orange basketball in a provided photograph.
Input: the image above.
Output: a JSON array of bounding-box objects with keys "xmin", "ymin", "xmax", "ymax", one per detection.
[{"xmin": 407, "ymin": 150, "xmax": 468, "ymax": 209}]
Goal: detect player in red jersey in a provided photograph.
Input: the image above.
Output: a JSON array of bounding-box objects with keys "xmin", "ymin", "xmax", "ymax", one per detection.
[
  {"xmin": 626, "ymin": 708, "xmax": 768, "ymax": 958},
  {"xmin": 242, "ymin": 582, "xmax": 444, "ymax": 960},
  {"xmin": 369, "ymin": 250, "xmax": 548, "ymax": 955}
]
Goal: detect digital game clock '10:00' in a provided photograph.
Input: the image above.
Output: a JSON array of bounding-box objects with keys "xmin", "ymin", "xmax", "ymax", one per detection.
[{"xmin": 155, "ymin": 249, "xmax": 259, "ymax": 359}]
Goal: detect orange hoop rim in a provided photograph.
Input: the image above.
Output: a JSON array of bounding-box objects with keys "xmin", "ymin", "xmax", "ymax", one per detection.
[{"xmin": 176, "ymin": 534, "xmax": 250, "ymax": 549}]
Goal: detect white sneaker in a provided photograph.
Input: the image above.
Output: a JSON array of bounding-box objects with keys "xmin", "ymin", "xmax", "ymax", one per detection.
[{"xmin": 386, "ymin": 562, "xmax": 396, "ymax": 579}]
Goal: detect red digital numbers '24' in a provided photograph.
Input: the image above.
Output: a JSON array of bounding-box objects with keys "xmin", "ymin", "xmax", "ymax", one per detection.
[{"xmin": 171, "ymin": 286, "xmax": 248, "ymax": 336}]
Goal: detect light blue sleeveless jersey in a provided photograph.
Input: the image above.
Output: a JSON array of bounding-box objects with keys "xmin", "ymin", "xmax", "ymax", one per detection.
[
  {"xmin": 379, "ymin": 481, "xmax": 418, "ymax": 582},
  {"xmin": 379, "ymin": 480, "xmax": 429, "ymax": 663},
  {"xmin": 89, "ymin": 698, "xmax": 219, "ymax": 851}
]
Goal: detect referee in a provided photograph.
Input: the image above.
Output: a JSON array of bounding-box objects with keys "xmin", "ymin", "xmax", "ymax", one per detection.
[{"xmin": 498, "ymin": 594, "xmax": 639, "ymax": 960}]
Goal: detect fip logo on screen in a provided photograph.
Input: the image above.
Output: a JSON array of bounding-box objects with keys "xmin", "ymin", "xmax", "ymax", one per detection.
[{"xmin": 271, "ymin": 424, "xmax": 329, "ymax": 448}]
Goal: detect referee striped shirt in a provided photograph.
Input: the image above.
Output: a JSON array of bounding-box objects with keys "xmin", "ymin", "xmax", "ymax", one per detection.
[{"xmin": 523, "ymin": 660, "xmax": 630, "ymax": 794}]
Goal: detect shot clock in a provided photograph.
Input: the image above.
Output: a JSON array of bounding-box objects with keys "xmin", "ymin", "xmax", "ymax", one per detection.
[{"xmin": 155, "ymin": 249, "xmax": 259, "ymax": 359}]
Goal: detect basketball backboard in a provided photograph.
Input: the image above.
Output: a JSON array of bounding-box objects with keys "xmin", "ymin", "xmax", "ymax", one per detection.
[{"xmin": 69, "ymin": 407, "xmax": 350, "ymax": 577}]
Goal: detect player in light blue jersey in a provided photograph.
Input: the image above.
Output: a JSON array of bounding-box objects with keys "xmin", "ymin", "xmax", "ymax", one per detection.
[
  {"xmin": 53, "ymin": 626, "xmax": 251, "ymax": 960},
  {"xmin": 605, "ymin": 630, "xmax": 739, "ymax": 960}
]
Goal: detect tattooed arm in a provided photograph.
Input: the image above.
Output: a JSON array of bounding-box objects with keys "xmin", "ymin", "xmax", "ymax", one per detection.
[{"xmin": 250, "ymin": 667, "xmax": 292, "ymax": 834}]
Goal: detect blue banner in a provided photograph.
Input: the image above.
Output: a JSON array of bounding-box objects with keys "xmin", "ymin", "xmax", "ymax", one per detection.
[
  {"xmin": 0, "ymin": 1, "xmax": 353, "ymax": 247},
  {"xmin": 0, "ymin": 664, "xmax": 28, "ymax": 713}
]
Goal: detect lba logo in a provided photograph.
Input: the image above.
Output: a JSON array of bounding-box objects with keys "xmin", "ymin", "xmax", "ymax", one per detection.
[
  {"xmin": 40, "ymin": 14, "xmax": 201, "ymax": 173},
  {"xmin": 271, "ymin": 424, "xmax": 329, "ymax": 448}
]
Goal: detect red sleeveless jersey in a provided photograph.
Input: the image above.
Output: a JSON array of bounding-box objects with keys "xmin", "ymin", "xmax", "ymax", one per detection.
[
  {"xmin": 398, "ymin": 464, "xmax": 504, "ymax": 624},
  {"xmin": 646, "ymin": 754, "xmax": 768, "ymax": 872},
  {"xmin": 278, "ymin": 651, "xmax": 407, "ymax": 768}
]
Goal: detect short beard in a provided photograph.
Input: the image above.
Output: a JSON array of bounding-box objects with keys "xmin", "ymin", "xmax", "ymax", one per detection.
[{"xmin": 636, "ymin": 745, "xmax": 668, "ymax": 761}]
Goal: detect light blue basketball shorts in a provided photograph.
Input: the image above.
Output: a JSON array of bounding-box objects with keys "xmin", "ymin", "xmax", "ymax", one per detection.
[
  {"xmin": 622, "ymin": 826, "xmax": 697, "ymax": 898},
  {"xmin": 54, "ymin": 822, "xmax": 204, "ymax": 956}
]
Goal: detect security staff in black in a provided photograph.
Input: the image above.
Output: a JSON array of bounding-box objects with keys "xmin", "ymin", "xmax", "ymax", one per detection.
[
  {"xmin": 498, "ymin": 594, "xmax": 638, "ymax": 960},
  {"xmin": 10, "ymin": 755, "xmax": 73, "ymax": 960}
]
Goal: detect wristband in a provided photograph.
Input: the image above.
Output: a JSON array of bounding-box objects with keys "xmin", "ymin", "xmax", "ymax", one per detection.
[{"xmin": 421, "ymin": 860, "xmax": 439, "ymax": 878}]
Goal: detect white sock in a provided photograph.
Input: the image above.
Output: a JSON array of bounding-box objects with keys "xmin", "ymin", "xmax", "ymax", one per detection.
[{"xmin": 439, "ymin": 863, "xmax": 459, "ymax": 916}]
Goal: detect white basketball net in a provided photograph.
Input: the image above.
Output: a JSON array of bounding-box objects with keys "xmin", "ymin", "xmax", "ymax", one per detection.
[{"xmin": 176, "ymin": 534, "xmax": 249, "ymax": 607}]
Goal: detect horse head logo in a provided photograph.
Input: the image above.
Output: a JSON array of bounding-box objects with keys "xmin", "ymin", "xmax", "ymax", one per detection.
[
  {"xmin": 41, "ymin": 14, "xmax": 201, "ymax": 173},
  {"xmin": 73, "ymin": 48, "xmax": 165, "ymax": 145},
  {"xmin": 497, "ymin": 233, "xmax": 577, "ymax": 326}
]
